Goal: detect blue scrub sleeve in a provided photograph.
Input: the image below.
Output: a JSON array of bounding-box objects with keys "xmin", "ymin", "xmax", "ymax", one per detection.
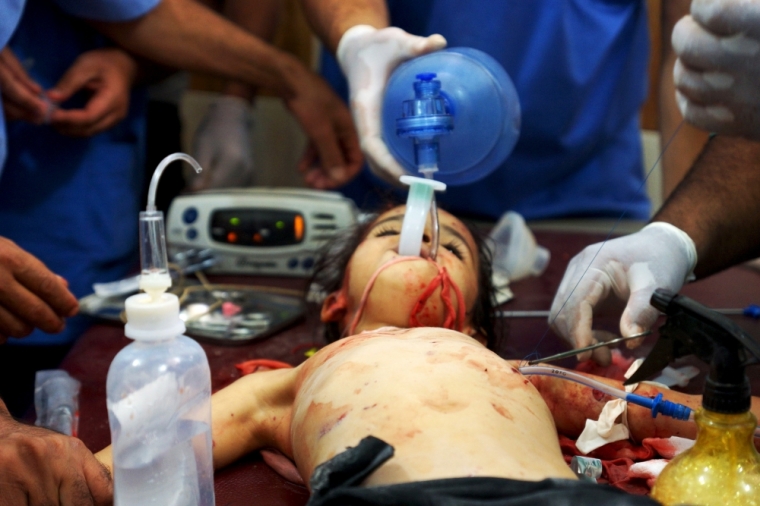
[
  {"xmin": 53, "ymin": 0, "xmax": 160, "ymax": 22},
  {"xmin": 0, "ymin": 0, "xmax": 25, "ymax": 47}
]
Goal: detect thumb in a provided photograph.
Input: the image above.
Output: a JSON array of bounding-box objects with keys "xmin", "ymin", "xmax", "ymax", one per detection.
[
  {"xmin": 48, "ymin": 64, "xmax": 92, "ymax": 103},
  {"xmin": 408, "ymin": 33, "xmax": 447, "ymax": 57},
  {"xmin": 83, "ymin": 452, "xmax": 113, "ymax": 506},
  {"xmin": 620, "ymin": 287, "xmax": 660, "ymax": 338}
]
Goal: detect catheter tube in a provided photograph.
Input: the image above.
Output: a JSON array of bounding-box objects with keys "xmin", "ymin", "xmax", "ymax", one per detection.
[
  {"xmin": 519, "ymin": 366, "xmax": 691, "ymax": 420},
  {"xmin": 520, "ymin": 365, "xmax": 760, "ymax": 437}
]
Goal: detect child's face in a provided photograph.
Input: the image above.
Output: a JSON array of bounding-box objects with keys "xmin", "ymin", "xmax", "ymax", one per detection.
[{"xmin": 322, "ymin": 206, "xmax": 481, "ymax": 335}]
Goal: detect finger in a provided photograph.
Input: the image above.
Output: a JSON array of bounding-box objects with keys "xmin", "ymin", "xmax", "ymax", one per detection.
[
  {"xmin": 82, "ymin": 452, "xmax": 113, "ymax": 506},
  {"xmin": 0, "ymin": 65, "xmax": 48, "ymax": 123},
  {"xmin": 673, "ymin": 15, "xmax": 759, "ymax": 72},
  {"xmin": 0, "ymin": 283, "xmax": 65, "ymax": 335},
  {"xmin": 0, "ymin": 303, "xmax": 34, "ymax": 338},
  {"xmin": 13, "ymin": 255, "xmax": 79, "ymax": 319},
  {"xmin": 0, "ymin": 47, "xmax": 43, "ymax": 95},
  {"xmin": 54, "ymin": 108, "xmax": 121, "ymax": 138},
  {"xmin": 297, "ymin": 143, "xmax": 318, "ymax": 175},
  {"xmin": 48, "ymin": 63, "xmax": 96, "ymax": 103},
  {"xmin": 572, "ymin": 299, "xmax": 598, "ymax": 362},
  {"xmin": 619, "ymin": 288, "xmax": 660, "ymax": 339},
  {"xmin": 676, "ymin": 90, "xmax": 737, "ymax": 133},
  {"xmin": 59, "ymin": 475, "xmax": 95, "ymax": 506},
  {"xmin": 49, "ymin": 92, "xmax": 116, "ymax": 135},
  {"xmin": 2, "ymin": 100, "xmax": 40, "ymax": 123},
  {"xmin": 691, "ymin": 0, "xmax": 760, "ymax": 38},
  {"xmin": 674, "ymin": 58, "xmax": 737, "ymax": 104},
  {"xmin": 306, "ymin": 120, "xmax": 349, "ymax": 186},
  {"xmin": 590, "ymin": 330, "xmax": 617, "ymax": 366}
]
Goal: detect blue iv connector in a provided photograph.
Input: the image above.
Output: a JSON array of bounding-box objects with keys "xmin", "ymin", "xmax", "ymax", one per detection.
[{"xmin": 626, "ymin": 392, "xmax": 692, "ymax": 421}]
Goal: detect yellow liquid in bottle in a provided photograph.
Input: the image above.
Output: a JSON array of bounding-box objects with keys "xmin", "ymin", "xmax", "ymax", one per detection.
[{"xmin": 652, "ymin": 408, "xmax": 760, "ymax": 506}]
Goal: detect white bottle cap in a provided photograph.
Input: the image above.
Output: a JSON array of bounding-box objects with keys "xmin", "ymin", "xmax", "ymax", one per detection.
[{"xmin": 124, "ymin": 292, "xmax": 186, "ymax": 341}]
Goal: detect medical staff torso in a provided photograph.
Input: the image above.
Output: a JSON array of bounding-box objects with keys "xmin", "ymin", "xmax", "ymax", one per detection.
[
  {"xmin": 292, "ymin": 327, "xmax": 574, "ymax": 485},
  {"xmin": 323, "ymin": 0, "xmax": 650, "ymax": 220},
  {"xmin": 0, "ymin": 0, "xmax": 158, "ymax": 345}
]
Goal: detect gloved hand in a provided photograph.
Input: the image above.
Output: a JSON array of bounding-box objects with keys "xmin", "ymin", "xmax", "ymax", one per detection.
[
  {"xmin": 190, "ymin": 95, "xmax": 254, "ymax": 190},
  {"xmin": 549, "ymin": 223, "xmax": 697, "ymax": 365},
  {"xmin": 336, "ymin": 25, "xmax": 447, "ymax": 185},
  {"xmin": 672, "ymin": 0, "xmax": 760, "ymax": 139}
]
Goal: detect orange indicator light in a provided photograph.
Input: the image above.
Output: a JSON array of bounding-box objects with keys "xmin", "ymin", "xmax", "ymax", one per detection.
[
  {"xmin": 227, "ymin": 231, "xmax": 238, "ymax": 243},
  {"xmin": 253, "ymin": 233, "xmax": 263, "ymax": 243},
  {"xmin": 294, "ymin": 215, "xmax": 304, "ymax": 241}
]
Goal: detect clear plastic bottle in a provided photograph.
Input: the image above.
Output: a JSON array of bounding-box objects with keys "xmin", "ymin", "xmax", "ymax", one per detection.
[{"xmin": 107, "ymin": 291, "xmax": 215, "ymax": 506}]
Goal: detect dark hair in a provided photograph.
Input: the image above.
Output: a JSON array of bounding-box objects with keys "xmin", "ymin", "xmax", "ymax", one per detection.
[{"xmin": 309, "ymin": 207, "xmax": 498, "ymax": 349}]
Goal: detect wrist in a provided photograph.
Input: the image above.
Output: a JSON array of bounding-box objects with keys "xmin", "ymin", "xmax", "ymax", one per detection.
[
  {"xmin": 644, "ymin": 221, "xmax": 698, "ymax": 281},
  {"xmin": 336, "ymin": 25, "xmax": 378, "ymax": 74}
]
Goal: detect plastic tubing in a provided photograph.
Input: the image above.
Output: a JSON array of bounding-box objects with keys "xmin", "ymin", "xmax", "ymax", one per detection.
[
  {"xmin": 520, "ymin": 366, "xmax": 760, "ymax": 437},
  {"xmin": 519, "ymin": 366, "xmax": 692, "ymax": 421},
  {"xmin": 398, "ymin": 175, "xmax": 446, "ymax": 257},
  {"xmin": 140, "ymin": 153, "xmax": 203, "ymax": 298},
  {"xmin": 146, "ymin": 153, "xmax": 202, "ymax": 212}
]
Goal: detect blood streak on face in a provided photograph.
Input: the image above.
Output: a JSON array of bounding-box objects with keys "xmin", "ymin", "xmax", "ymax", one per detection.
[{"xmin": 337, "ymin": 206, "xmax": 480, "ymax": 336}]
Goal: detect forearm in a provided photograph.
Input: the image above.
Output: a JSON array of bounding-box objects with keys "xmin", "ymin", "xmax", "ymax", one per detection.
[
  {"xmin": 96, "ymin": 368, "xmax": 295, "ymax": 473},
  {"xmin": 211, "ymin": 369, "xmax": 295, "ymax": 470},
  {"xmin": 654, "ymin": 135, "xmax": 760, "ymax": 278},
  {"xmin": 220, "ymin": 0, "xmax": 283, "ymax": 101},
  {"xmin": 528, "ymin": 368, "xmax": 760, "ymax": 445},
  {"xmin": 93, "ymin": 0, "xmax": 304, "ymax": 99},
  {"xmin": 300, "ymin": 0, "xmax": 388, "ymax": 54},
  {"xmin": 659, "ymin": 0, "xmax": 709, "ymax": 198}
]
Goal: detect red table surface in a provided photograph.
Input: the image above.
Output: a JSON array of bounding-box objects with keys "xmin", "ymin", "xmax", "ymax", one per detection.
[{"xmin": 61, "ymin": 230, "xmax": 760, "ymax": 506}]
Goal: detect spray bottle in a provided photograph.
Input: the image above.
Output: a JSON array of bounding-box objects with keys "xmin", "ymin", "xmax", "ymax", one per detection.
[
  {"xmin": 106, "ymin": 153, "xmax": 215, "ymax": 506},
  {"xmin": 625, "ymin": 289, "xmax": 760, "ymax": 506}
]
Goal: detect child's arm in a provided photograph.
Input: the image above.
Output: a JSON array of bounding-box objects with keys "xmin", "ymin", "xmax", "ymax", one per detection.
[
  {"xmin": 518, "ymin": 363, "xmax": 760, "ymax": 444},
  {"xmin": 95, "ymin": 366, "xmax": 299, "ymax": 473}
]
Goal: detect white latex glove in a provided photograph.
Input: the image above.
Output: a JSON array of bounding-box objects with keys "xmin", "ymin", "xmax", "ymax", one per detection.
[
  {"xmin": 549, "ymin": 223, "xmax": 697, "ymax": 365},
  {"xmin": 336, "ymin": 25, "xmax": 447, "ymax": 185},
  {"xmin": 672, "ymin": 0, "xmax": 760, "ymax": 139},
  {"xmin": 190, "ymin": 95, "xmax": 254, "ymax": 190}
]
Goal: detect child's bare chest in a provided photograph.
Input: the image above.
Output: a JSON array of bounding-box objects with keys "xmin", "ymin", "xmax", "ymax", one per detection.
[{"xmin": 290, "ymin": 329, "xmax": 574, "ymax": 485}]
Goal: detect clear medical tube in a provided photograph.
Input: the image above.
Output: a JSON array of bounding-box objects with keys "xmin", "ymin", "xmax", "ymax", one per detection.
[
  {"xmin": 519, "ymin": 365, "xmax": 760, "ymax": 438},
  {"xmin": 140, "ymin": 153, "xmax": 202, "ymax": 298},
  {"xmin": 398, "ymin": 175, "xmax": 446, "ymax": 258}
]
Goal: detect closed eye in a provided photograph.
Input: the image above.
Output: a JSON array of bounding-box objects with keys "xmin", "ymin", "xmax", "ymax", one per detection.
[
  {"xmin": 373, "ymin": 226, "xmax": 400, "ymax": 237},
  {"xmin": 443, "ymin": 240, "xmax": 464, "ymax": 260}
]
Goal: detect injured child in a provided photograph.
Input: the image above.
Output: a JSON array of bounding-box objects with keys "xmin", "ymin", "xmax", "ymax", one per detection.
[{"xmin": 99, "ymin": 205, "xmax": 759, "ymax": 505}]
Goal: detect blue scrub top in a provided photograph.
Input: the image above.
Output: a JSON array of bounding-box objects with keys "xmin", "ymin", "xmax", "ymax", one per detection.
[
  {"xmin": 322, "ymin": 0, "xmax": 651, "ymax": 221},
  {"xmin": 0, "ymin": 0, "xmax": 159, "ymax": 346}
]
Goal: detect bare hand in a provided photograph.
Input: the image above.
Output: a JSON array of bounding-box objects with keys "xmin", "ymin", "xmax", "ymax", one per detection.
[
  {"xmin": 0, "ymin": 237, "xmax": 78, "ymax": 343},
  {"xmin": 0, "ymin": 47, "xmax": 48, "ymax": 124},
  {"xmin": 0, "ymin": 401, "xmax": 113, "ymax": 505},
  {"xmin": 47, "ymin": 48, "xmax": 138, "ymax": 137},
  {"xmin": 284, "ymin": 67, "xmax": 363, "ymax": 189}
]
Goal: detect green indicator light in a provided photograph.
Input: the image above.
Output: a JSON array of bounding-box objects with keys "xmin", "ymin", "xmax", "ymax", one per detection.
[
  {"xmin": 230, "ymin": 217, "xmax": 240, "ymax": 226},
  {"xmin": 276, "ymin": 220, "xmax": 285, "ymax": 229}
]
